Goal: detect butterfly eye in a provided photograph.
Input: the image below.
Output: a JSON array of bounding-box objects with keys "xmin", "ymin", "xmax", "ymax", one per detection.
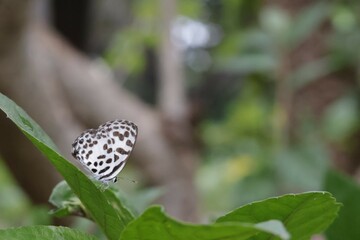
[{"xmin": 71, "ymin": 119, "xmax": 138, "ymax": 184}]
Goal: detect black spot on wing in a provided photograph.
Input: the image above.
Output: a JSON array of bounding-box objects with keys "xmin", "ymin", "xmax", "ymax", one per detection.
[
  {"xmin": 126, "ymin": 140, "xmax": 133, "ymax": 147},
  {"xmin": 99, "ymin": 161, "xmax": 125, "ymax": 181},
  {"xmin": 116, "ymin": 148, "xmax": 129, "ymax": 155},
  {"xmin": 98, "ymin": 166, "xmax": 110, "ymax": 175}
]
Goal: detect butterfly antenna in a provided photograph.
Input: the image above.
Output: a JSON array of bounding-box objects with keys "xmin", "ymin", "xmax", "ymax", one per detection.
[{"xmin": 118, "ymin": 176, "xmax": 138, "ymax": 184}]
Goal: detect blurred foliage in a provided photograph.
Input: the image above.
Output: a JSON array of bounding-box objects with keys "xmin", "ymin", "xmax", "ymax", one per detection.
[
  {"xmin": 325, "ymin": 170, "xmax": 360, "ymax": 239},
  {"xmin": 2, "ymin": 0, "xmax": 360, "ymax": 238},
  {"xmin": 197, "ymin": 77, "xmax": 330, "ymax": 212},
  {"xmin": 104, "ymin": 0, "xmax": 203, "ymax": 75},
  {"xmin": 322, "ymin": 93, "xmax": 360, "ymax": 143},
  {"xmin": 0, "ymin": 160, "xmax": 51, "ymax": 227},
  {"xmin": 194, "ymin": 0, "xmax": 360, "ymax": 222}
]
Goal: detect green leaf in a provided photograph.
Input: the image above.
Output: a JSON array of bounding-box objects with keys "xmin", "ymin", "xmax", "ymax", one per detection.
[
  {"xmin": 324, "ymin": 170, "xmax": 360, "ymax": 239},
  {"xmin": 49, "ymin": 181, "xmax": 84, "ymax": 218},
  {"xmin": 322, "ymin": 94, "xmax": 360, "ymax": 142},
  {"xmin": 103, "ymin": 187, "xmax": 138, "ymax": 220},
  {"xmin": 0, "ymin": 226, "xmax": 97, "ymax": 240},
  {"xmin": 216, "ymin": 192, "xmax": 340, "ymax": 240},
  {"xmin": 290, "ymin": 57, "xmax": 333, "ymax": 89},
  {"xmin": 120, "ymin": 206, "xmax": 289, "ymax": 240},
  {"xmin": 0, "ymin": 93, "xmax": 134, "ymax": 240}
]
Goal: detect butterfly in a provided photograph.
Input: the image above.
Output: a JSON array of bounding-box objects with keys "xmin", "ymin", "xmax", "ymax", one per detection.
[{"xmin": 71, "ymin": 119, "xmax": 138, "ymax": 184}]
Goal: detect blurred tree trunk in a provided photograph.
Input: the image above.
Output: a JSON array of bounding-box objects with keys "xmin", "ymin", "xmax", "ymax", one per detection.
[
  {"xmin": 265, "ymin": 0, "xmax": 358, "ymax": 173},
  {"xmin": 157, "ymin": 0, "xmax": 199, "ymax": 220},
  {"xmin": 0, "ymin": 0, "xmax": 199, "ymax": 222}
]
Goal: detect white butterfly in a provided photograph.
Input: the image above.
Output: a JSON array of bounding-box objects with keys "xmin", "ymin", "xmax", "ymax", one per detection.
[{"xmin": 71, "ymin": 119, "xmax": 138, "ymax": 183}]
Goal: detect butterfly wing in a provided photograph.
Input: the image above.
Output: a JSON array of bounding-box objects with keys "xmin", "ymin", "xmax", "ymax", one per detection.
[
  {"xmin": 71, "ymin": 120, "xmax": 138, "ymax": 183},
  {"xmin": 97, "ymin": 120, "xmax": 138, "ymax": 182}
]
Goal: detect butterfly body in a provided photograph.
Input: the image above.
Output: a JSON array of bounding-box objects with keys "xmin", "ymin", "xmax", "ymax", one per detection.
[{"xmin": 71, "ymin": 119, "xmax": 138, "ymax": 183}]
